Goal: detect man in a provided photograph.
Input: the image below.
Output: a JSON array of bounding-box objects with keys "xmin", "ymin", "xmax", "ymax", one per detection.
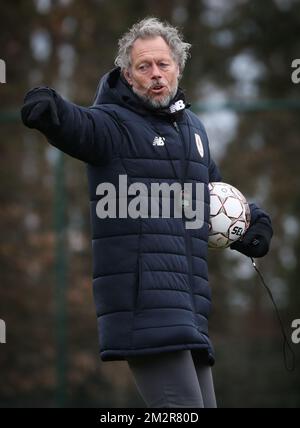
[{"xmin": 21, "ymin": 17, "xmax": 273, "ymax": 408}]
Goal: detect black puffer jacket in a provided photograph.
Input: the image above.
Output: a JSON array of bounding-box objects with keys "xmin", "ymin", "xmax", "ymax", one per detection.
[{"xmin": 23, "ymin": 67, "xmax": 272, "ymax": 364}]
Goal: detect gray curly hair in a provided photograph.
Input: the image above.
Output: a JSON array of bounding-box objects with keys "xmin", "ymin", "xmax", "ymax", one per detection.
[{"xmin": 115, "ymin": 17, "xmax": 191, "ymax": 75}]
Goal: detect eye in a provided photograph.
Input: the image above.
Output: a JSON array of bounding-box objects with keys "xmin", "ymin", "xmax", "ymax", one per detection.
[
  {"xmin": 138, "ymin": 64, "xmax": 149, "ymax": 72},
  {"xmin": 159, "ymin": 62, "xmax": 169, "ymax": 69}
]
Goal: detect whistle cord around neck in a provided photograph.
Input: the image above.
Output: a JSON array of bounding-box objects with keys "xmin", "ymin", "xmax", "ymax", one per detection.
[{"xmin": 250, "ymin": 257, "xmax": 296, "ymax": 372}]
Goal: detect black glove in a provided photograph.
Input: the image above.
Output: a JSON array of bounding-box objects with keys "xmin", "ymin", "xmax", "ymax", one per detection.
[
  {"xmin": 230, "ymin": 220, "xmax": 273, "ymax": 258},
  {"xmin": 21, "ymin": 87, "xmax": 60, "ymax": 132}
]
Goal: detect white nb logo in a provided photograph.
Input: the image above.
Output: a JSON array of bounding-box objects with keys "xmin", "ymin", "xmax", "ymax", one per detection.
[
  {"xmin": 153, "ymin": 136, "xmax": 165, "ymax": 146},
  {"xmin": 169, "ymin": 100, "xmax": 185, "ymax": 113}
]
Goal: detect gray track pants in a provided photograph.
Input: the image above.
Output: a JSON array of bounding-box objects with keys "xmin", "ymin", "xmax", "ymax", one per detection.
[{"xmin": 127, "ymin": 350, "xmax": 217, "ymax": 408}]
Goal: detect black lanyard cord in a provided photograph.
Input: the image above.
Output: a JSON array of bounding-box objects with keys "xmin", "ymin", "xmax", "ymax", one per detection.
[{"xmin": 250, "ymin": 257, "xmax": 296, "ymax": 372}]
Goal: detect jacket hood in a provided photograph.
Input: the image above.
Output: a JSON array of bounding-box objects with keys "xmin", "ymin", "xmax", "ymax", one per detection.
[{"xmin": 92, "ymin": 67, "xmax": 190, "ymax": 120}]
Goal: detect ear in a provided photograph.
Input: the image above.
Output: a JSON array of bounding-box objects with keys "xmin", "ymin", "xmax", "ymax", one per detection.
[{"xmin": 123, "ymin": 68, "xmax": 133, "ymax": 86}]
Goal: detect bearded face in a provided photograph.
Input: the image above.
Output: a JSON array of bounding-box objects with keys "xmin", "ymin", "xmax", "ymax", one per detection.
[{"xmin": 124, "ymin": 36, "xmax": 180, "ymax": 109}]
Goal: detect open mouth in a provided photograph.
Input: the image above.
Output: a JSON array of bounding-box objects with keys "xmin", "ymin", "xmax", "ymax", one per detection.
[{"xmin": 151, "ymin": 85, "xmax": 165, "ymax": 94}]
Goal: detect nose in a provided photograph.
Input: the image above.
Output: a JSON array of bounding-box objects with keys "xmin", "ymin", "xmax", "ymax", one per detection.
[{"xmin": 151, "ymin": 62, "xmax": 162, "ymax": 79}]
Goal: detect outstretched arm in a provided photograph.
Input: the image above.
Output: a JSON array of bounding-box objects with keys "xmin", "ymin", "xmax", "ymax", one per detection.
[{"xmin": 21, "ymin": 86, "xmax": 119, "ymax": 165}]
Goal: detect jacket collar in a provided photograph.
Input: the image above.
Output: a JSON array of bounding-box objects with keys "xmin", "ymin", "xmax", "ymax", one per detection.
[{"xmin": 93, "ymin": 67, "xmax": 191, "ymax": 120}]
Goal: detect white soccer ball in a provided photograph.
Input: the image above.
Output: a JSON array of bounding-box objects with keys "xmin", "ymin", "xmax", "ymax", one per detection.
[{"xmin": 208, "ymin": 182, "xmax": 251, "ymax": 249}]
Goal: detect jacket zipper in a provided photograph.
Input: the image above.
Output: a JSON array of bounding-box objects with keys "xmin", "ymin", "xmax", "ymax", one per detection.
[{"xmin": 173, "ymin": 120, "xmax": 197, "ymax": 316}]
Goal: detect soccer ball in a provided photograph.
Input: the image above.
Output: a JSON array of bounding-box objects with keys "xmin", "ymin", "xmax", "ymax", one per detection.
[{"xmin": 208, "ymin": 182, "xmax": 251, "ymax": 249}]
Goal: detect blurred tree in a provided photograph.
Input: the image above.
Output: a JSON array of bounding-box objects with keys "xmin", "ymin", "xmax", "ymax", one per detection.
[
  {"xmin": 0, "ymin": 0, "xmax": 300, "ymax": 408},
  {"xmin": 206, "ymin": 0, "xmax": 300, "ymax": 408}
]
